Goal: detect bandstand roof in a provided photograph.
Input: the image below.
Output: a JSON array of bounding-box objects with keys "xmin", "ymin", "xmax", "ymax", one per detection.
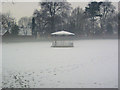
[{"xmin": 51, "ymin": 30, "xmax": 75, "ymax": 36}]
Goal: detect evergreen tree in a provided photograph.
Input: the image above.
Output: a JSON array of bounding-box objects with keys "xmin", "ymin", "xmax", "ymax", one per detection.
[{"xmin": 11, "ymin": 24, "xmax": 19, "ymax": 36}]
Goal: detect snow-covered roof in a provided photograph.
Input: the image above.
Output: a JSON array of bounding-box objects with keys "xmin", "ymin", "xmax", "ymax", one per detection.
[{"xmin": 51, "ymin": 31, "xmax": 75, "ymax": 36}]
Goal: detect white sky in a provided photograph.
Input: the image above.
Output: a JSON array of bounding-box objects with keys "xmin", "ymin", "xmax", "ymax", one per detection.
[{"xmin": 1, "ymin": 1, "xmax": 118, "ymax": 22}]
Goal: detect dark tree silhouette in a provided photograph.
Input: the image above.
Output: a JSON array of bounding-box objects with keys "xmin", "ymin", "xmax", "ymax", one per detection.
[
  {"xmin": 99, "ymin": 2, "xmax": 115, "ymax": 34},
  {"xmin": 85, "ymin": 2, "xmax": 103, "ymax": 35},
  {"xmin": 32, "ymin": 17, "xmax": 36, "ymax": 36},
  {"xmin": 34, "ymin": 1, "xmax": 71, "ymax": 34},
  {"xmin": 11, "ymin": 24, "xmax": 19, "ymax": 36}
]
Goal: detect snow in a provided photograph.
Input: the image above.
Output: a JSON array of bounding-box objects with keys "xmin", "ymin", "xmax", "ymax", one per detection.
[
  {"xmin": 2, "ymin": 40, "xmax": 118, "ymax": 88},
  {"xmin": 0, "ymin": 29, "xmax": 7, "ymax": 36},
  {"xmin": 51, "ymin": 30, "xmax": 75, "ymax": 35}
]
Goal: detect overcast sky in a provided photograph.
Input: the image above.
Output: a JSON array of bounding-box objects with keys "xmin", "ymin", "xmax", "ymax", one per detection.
[{"xmin": 1, "ymin": 2, "xmax": 118, "ymax": 22}]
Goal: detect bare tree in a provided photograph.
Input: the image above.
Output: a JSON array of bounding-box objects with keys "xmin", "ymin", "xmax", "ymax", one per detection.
[
  {"xmin": 18, "ymin": 17, "xmax": 32, "ymax": 35},
  {"xmin": 1, "ymin": 13, "xmax": 15, "ymax": 32},
  {"xmin": 34, "ymin": 1, "xmax": 71, "ymax": 35},
  {"xmin": 69, "ymin": 7, "xmax": 86, "ymax": 35},
  {"xmin": 99, "ymin": 2, "xmax": 116, "ymax": 34}
]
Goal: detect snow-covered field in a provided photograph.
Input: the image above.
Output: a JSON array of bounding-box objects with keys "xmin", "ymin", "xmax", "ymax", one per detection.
[{"xmin": 2, "ymin": 40, "xmax": 118, "ymax": 88}]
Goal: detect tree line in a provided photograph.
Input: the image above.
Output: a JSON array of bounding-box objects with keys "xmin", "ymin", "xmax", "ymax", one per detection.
[{"xmin": 1, "ymin": 1, "xmax": 119, "ymax": 37}]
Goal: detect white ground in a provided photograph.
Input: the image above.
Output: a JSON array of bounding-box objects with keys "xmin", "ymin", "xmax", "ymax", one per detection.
[{"xmin": 2, "ymin": 40, "xmax": 118, "ymax": 88}]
